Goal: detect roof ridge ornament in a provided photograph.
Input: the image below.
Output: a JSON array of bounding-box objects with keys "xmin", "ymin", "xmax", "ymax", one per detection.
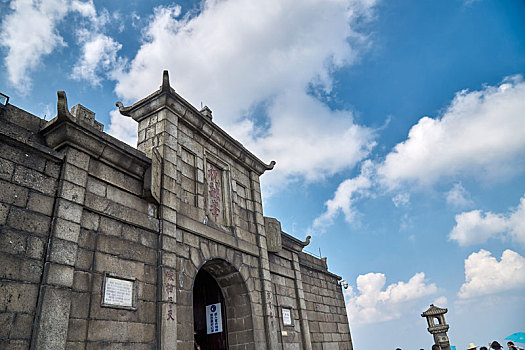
[
  {"xmin": 56, "ymin": 91, "xmax": 74, "ymax": 122},
  {"xmin": 161, "ymin": 70, "xmax": 171, "ymax": 92}
]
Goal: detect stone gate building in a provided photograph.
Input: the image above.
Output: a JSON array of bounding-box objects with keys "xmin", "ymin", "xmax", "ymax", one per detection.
[{"xmin": 0, "ymin": 71, "xmax": 352, "ymax": 350}]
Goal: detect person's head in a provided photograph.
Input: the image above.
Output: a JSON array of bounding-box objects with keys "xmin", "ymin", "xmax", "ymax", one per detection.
[
  {"xmin": 480, "ymin": 347, "xmax": 488, "ymax": 350},
  {"xmin": 468, "ymin": 343, "xmax": 478, "ymax": 350},
  {"xmin": 432, "ymin": 344, "xmax": 441, "ymax": 350},
  {"xmin": 491, "ymin": 341, "xmax": 502, "ymax": 350},
  {"xmin": 508, "ymin": 342, "xmax": 515, "ymax": 349}
]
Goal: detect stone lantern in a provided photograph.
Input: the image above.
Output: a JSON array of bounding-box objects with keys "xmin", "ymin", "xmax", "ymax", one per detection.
[{"xmin": 421, "ymin": 304, "xmax": 451, "ymax": 350}]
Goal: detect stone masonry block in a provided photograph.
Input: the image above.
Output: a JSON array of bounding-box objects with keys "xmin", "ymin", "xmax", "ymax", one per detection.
[
  {"xmin": 34, "ymin": 286, "xmax": 72, "ymax": 350},
  {"xmin": 0, "ymin": 252, "xmax": 43, "ymax": 283},
  {"xmin": 60, "ymin": 181, "xmax": 86, "ymax": 205},
  {"xmin": 0, "ymin": 157, "xmax": 15, "ymax": 180},
  {"xmin": 7, "ymin": 207, "xmax": 51, "ymax": 235},
  {"xmin": 0, "ymin": 203, "xmax": 8, "ymax": 225},
  {"xmin": 46, "ymin": 263, "xmax": 75, "ymax": 287},
  {"xmin": 0, "ymin": 281, "xmax": 39, "ymax": 312},
  {"xmin": 63, "ymin": 163, "xmax": 88, "ymax": 187},
  {"xmin": 0, "ymin": 228, "xmax": 26, "ymax": 256},
  {"xmin": 0, "ymin": 179, "xmax": 28, "ymax": 207},
  {"xmin": 67, "ymin": 318, "xmax": 88, "ymax": 342},
  {"xmin": 49, "ymin": 238, "xmax": 78, "ymax": 266},
  {"xmin": 10, "ymin": 313, "xmax": 33, "ymax": 339},
  {"xmin": 13, "ymin": 166, "xmax": 57, "ymax": 196},
  {"xmin": 94, "ymin": 252, "xmax": 145, "ymax": 282},
  {"xmin": 56, "ymin": 199, "xmax": 83, "ymax": 224},
  {"xmin": 44, "ymin": 161, "xmax": 62, "ymax": 179},
  {"xmin": 27, "ymin": 191, "xmax": 55, "ymax": 216},
  {"xmin": 27, "ymin": 235, "xmax": 46, "ymax": 259},
  {"xmin": 0, "ymin": 143, "xmax": 46, "ymax": 171},
  {"xmin": 86, "ymin": 176, "xmax": 107, "ymax": 197},
  {"xmin": 54, "ymin": 218, "xmax": 81, "ymax": 243},
  {"xmin": 1, "ymin": 314, "xmax": 14, "ymax": 341},
  {"xmin": 80, "ymin": 210, "xmax": 99, "ymax": 231},
  {"xmin": 65, "ymin": 148, "xmax": 90, "ymax": 171},
  {"xmin": 87, "ymin": 320, "xmax": 155, "ymax": 343},
  {"xmin": 97, "ymin": 234, "xmax": 156, "ymax": 265}
]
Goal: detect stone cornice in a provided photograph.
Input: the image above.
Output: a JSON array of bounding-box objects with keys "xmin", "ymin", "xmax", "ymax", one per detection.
[
  {"xmin": 116, "ymin": 71, "xmax": 275, "ymax": 176},
  {"xmin": 41, "ymin": 91, "xmax": 151, "ymax": 179},
  {"xmin": 281, "ymin": 232, "xmax": 311, "ymax": 253}
]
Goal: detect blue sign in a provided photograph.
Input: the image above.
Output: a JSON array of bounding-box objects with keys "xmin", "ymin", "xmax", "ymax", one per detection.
[{"xmin": 206, "ymin": 303, "xmax": 223, "ymax": 334}]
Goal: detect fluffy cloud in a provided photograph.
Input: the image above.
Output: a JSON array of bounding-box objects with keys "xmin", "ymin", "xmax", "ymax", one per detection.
[
  {"xmin": 377, "ymin": 76, "xmax": 525, "ymax": 189},
  {"xmin": 112, "ymin": 0, "xmax": 377, "ymax": 188},
  {"xmin": 0, "ymin": 0, "xmax": 121, "ymax": 92},
  {"xmin": 446, "ymin": 183, "xmax": 473, "ymax": 209},
  {"xmin": 106, "ymin": 109, "xmax": 137, "ymax": 147},
  {"xmin": 458, "ymin": 249, "xmax": 525, "ymax": 298},
  {"xmin": 72, "ymin": 32, "xmax": 123, "ymax": 86},
  {"xmin": 449, "ymin": 194, "xmax": 525, "ymax": 245},
  {"xmin": 310, "ymin": 160, "xmax": 374, "ymax": 233},
  {"xmin": 312, "ymin": 76, "xmax": 525, "ymax": 231},
  {"xmin": 346, "ymin": 272, "xmax": 438, "ymax": 324},
  {"xmin": 0, "ymin": 0, "xmax": 70, "ymax": 92}
]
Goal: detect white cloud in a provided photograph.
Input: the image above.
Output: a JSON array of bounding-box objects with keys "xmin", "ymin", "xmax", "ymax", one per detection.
[
  {"xmin": 346, "ymin": 272, "xmax": 438, "ymax": 324},
  {"xmin": 310, "ymin": 160, "xmax": 374, "ymax": 233},
  {"xmin": 377, "ymin": 76, "xmax": 525, "ymax": 189},
  {"xmin": 0, "ymin": 0, "xmax": 119, "ymax": 92},
  {"xmin": 106, "ymin": 109, "xmax": 137, "ymax": 147},
  {"xmin": 446, "ymin": 183, "xmax": 473, "ymax": 209},
  {"xmin": 458, "ymin": 249, "xmax": 525, "ymax": 299},
  {"xmin": 70, "ymin": 0, "xmax": 95, "ymax": 18},
  {"xmin": 449, "ymin": 194, "xmax": 525, "ymax": 245},
  {"xmin": 432, "ymin": 296, "xmax": 448, "ymax": 307},
  {"xmin": 312, "ymin": 76, "xmax": 525, "ymax": 232},
  {"xmin": 72, "ymin": 33, "xmax": 123, "ymax": 86},
  {"xmin": 112, "ymin": 0, "xmax": 378, "ymax": 190},
  {"xmin": 0, "ymin": 0, "xmax": 70, "ymax": 92},
  {"xmin": 392, "ymin": 192, "xmax": 410, "ymax": 207}
]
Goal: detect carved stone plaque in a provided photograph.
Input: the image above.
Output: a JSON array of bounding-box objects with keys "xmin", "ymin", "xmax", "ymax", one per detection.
[
  {"xmin": 206, "ymin": 162, "xmax": 225, "ymax": 224},
  {"xmin": 151, "ymin": 148, "xmax": 162, "ymax": 203},
  {"xmin": 103, "ymin": 276, "xmax": 134, "ymax": 308},
  {"xmin": 264, "ymin": 217, "xmax": 282, "ymax": 253}
]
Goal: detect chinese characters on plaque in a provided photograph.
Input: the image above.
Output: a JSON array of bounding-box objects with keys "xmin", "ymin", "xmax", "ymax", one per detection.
[
  {"xmin": 206, "ymin": 303, "xmax": 223, "ymax": 334},
  {"xmin": 103, "ymin": 277, "xmax": 134, "ymax": 308},
  {"xmin": 165, "ymin": 270, "xmax": 175, "ymax": 321},
  {"xmin": 282, "ymin": 308, "xmax": 292, "ymax": 326},
  {"xmin": 207, "ymin": 163, "xmax": 224, "ymax": 224}
]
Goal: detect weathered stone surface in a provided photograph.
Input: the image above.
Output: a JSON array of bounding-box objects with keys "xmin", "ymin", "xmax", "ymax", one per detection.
[
  {"xmin": 13, "ymin": 165, "xmax": 57, "ymax": 196},
  {"xmin": 0, "ymin": 76, "xmax": 352, "ymax": 350},
  {"xmin": 34, "ymin": 287, "xmax": 72, "ymax": 350}
]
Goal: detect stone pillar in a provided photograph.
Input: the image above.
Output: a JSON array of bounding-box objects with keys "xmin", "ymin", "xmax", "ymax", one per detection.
[
  {"xmin": 32, "ymin": 147, "xmax": 90, "ymax": 349},
  {"xmin": 122, "ymin": 72, "xmax": 181, "ymax": 349},
  {"xmin": 250, "ymin": 170, "xmax": 280, "ymax": 349},
  {"xmin": 291, "ymin": 252, "xmax": 313, "ymax": 350}
]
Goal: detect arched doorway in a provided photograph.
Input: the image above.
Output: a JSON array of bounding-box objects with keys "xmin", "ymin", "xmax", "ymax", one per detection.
[
  {"xmin": 193, "ymin": 268, "xmax": 228, "ymax": 349},
  {"xmin": 192, "ymin": 258, "xmax": 255, "ymax": 349}
]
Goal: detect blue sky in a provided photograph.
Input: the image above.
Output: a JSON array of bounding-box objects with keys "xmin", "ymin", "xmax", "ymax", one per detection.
[{"xmin": 1, "ymin": 0, "xmax": 524, "ymax": 349}]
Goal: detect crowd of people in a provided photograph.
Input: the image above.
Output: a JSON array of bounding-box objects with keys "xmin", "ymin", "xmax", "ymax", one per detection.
[
  {"xmin": 396, "ymin": 341, "xmax": 522, "ymax": 350},
  {"xmin": 464, "ymin": 341, "xmax": 522, "ymax": 350}
]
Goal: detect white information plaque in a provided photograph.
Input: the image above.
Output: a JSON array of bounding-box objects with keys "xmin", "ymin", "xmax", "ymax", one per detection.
[
  {"xmin": 282, "ymin": 308, "xmax": 292, "ymax": 326},
  {"xmin": 206, "ymin": 303, "xmax": 223, "ymax": 334},
  {"xmin": 103, "ymin": 277, "xmax": 134, "ymax": 307}
]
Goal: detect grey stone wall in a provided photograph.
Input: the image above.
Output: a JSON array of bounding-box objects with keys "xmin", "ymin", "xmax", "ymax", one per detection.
[
  {"xmin": 0, "ymin": 74, "xmax": 353, "ymax": 349},
  {"xmin": 300, "ymin": 254, "xmax": 352, "ymax": 350},
  {"xmin": 0, "ymin": 105, "xmax": 61, "ymax": 349}
]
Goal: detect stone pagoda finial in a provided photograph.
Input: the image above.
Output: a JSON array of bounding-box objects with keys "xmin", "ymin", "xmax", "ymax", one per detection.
[{"xmin": 421, "ymin": 304, "xmax": 451, "ymax": 350}]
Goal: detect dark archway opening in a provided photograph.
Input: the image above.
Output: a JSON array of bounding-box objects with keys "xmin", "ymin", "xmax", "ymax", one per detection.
[{"xmin": 193, "ymin": 269, "xmax": 228, "ymax": 350}]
